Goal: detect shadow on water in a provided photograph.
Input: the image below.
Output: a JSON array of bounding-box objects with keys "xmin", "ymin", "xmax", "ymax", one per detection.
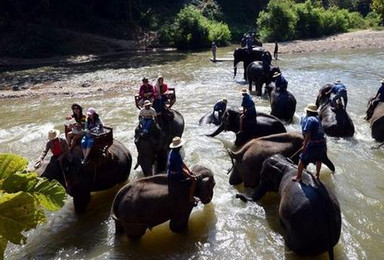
[{"xmin": 0, "ymin": 50, "xmax": 188, "ymax": 87}]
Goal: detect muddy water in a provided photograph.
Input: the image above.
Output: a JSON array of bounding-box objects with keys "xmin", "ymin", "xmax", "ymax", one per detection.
[{"xmin": 2, "ymin": 46, "xmax": 384, "ymax": 259}]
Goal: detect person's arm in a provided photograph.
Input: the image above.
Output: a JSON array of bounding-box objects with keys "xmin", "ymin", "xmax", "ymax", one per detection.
[
  {"xmin": 39, "ymin": 141, "xmax": 50, "ymax": 162},
  {"xmin": 182, "ymin": 162, "xmax": 197, "ymax": 180}
]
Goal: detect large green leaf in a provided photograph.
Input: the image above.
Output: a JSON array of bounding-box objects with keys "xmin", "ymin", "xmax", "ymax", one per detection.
[
  {"xmin": 2, "ymin": 173, "xmax": 66, "ymax": 211},
  {"xmin": 0, "ymin": 192, "xmax": 45, "ymax": 245},
  {"xmin": 0, "ymin": 154, "xmax": 28, "ymax": 180}
]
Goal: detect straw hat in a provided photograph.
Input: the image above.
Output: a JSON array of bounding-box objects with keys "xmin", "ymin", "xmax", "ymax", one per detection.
[
  {"xmin": 48, "ymin": 129, "xmax": 60, "ymax": 140},
  {"xmin": 87, "ymin": 107, "xmax": 96, "ymax": 115},
  {"xmin": 381, "ymin": 79, "xmax": 384, "ymax": 84},
  {"xmin": 305, "ymin": 104, "xmax": 318, "ymax": 113},
  {"xmin": 222, "ymin": 98, "xmax": 227, "ymax": 103},
  {"xmin": 241, "ymin": 88, "xmax": 248, "ymax": 94},
  {"xmin": 169, "ymin": 136, "xmax": 185, "ymax": 149},
  {"xmin": 143, "ymin": 100, "xmax": 152, "ymax": 106},
  {"xmin": 272, "ymin": 72, "xmax": 281, "ymax": 78},
  {"xmin": 334, "ymin": 79, "xmax": 341, "ymax": 84}
]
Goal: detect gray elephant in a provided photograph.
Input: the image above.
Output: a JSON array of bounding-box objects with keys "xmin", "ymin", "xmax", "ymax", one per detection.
[
  {"xmin": 227, "ymin": 132, "xmax": 335, "ymax": 188},
  {"xmin": 367, "ymin": 101, "xmax": 384, "ymax": 141},
  {"xmin": 233, "ymin": 47, "xmax": 264, "ymax": 80},
  {"xmin": 316, "ymin": 84, "xmax": 355, "ymax": 137},
  {"xmin": 199, "ymin": 110, "xmax": 221, "ymax": 126},
  {"xmin": 237, "ymin": 154, "xmax": 341, "ymax": 259},
  {"xmin": 246, "ymin": 61, "xmax": 281, "ymax": 95},
  {"xmin": 207, "ymin": 107, "xmax": 286, "ymax": 146},
  {"xmin": 39, "ymin": 140, "xmax": 132, "ymax": 213},
  {"xmin": 265, "ymin": 83, "xmax": 297, "ymax": 122},
  {"xmin": 111, "ymin": 165, "xmax": 215, "ymax": 239},
  {"xmin": 134, "ymin": 109, "xmax": 184, "ymax": 176}
]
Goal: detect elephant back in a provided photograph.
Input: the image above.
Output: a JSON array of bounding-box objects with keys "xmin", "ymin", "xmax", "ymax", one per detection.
[{"xmin": 370, "ymin": 102, "xmax": 384, "ymax": 141}]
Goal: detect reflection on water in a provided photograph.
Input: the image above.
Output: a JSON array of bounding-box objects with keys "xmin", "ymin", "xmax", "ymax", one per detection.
[{"xmin": 2, "ymin": 46, "xmax": 384, "ymax": 259}]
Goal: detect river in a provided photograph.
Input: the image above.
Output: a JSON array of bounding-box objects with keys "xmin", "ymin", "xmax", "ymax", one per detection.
[{"xmin": 2, "ymin": 46, "xmax": 384, "ymax": 259}]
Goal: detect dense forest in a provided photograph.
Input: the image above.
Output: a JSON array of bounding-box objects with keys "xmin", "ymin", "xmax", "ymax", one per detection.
[{"xmin": 0, "ymin": 0, "xmax": 383, "ymax": 58}]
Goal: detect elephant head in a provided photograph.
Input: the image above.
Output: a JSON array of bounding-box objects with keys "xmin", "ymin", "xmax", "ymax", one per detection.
[
  {"xmin": 208, "ymin": 108, "xmax": 240, "ymax": 137},
  {"xmin": 192, "ymin": 165, "xmax": 215, "ymax": 204},
  {"xmin": 315, "ymin": 84, "xmax": 333, "ymax": 108}
]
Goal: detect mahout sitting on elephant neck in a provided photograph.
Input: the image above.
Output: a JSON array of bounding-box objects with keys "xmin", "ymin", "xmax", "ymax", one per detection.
[{"xmin": 111, "ymin": 165, "xmax": 215, "ymax": 239}]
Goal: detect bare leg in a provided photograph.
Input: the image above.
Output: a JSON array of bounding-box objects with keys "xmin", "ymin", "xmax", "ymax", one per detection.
[
  {"xmin": 292, "ymin": 160, "xmax": 305, "ymax": 182},
  {"xmin": 82, "ymin": 148, "xmax": 91, "ymax": 164}
]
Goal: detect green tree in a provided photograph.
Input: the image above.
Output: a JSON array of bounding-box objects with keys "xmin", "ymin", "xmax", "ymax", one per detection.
[
  {"xmin": 371, "ymin": 0, "xmax": 384, "ymax": 25},
  {"xmin": 0, "ymin": 153, "xmax": 66, "ymax": 259}
]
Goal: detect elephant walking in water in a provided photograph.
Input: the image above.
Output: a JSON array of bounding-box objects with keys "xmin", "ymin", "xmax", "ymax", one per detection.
[
  {"xmin": 38, "ymin": 140, "xmax": 132, "ymax": 213},
  {"xmin": 134, "ymin": 109, "xmax": 184, "ymax": 176},
  {"xmin": 316, "ymin": 84, "xmax": 354, "ymax": 137},
  {"xmin": 246, "ymin": 61, "xmax": 280, "ymax": 96},
  {"xmin": 265, "ymin": 84, "xmax": 297, "ymax": 122},
  {"xmin": 227, "ymin": 132, "xmax": 335, "ymax": 188},
  {"xmin": 236, "ymin": 154, "xmax": 341, "ymax": 259},
  {"xmin": 366, "ymin": 101, "xmax": 384, "ymax": 141},
  {"xmin": 207, "ymin": 107, "xmax": 286, "ymax": 147},
  {"xmin": 111, "ymin": 165, "xmax": 215, "ymax": 239},
  {"xmin": 233, "ymin": 47, "xmax": 264, "ymax": 80}
]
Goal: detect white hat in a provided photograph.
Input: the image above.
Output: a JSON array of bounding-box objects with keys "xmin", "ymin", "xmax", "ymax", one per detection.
[
  {"xmin": 48, "ymin": 129, "xmax": 60, "ymax": 140},
  {"xmin": 381, "ymin": 79, "xmax": 384, "ymax": 84},
  {"xmin": 305, "ymin": 103, "xmax": 318, "ymax": 113},
  {"xmin": 169, "ymin": 136, "xmax": 185, "ymax": 149},
  {"xmin": 241, "ymin": 88, "xmax": 248, "ymax": 94},
  {"xmin": 143, "ymin": 100, "xmax": 152, "ymax": 106},
  {"xmin": 334, "ymin": 79, "xmax": 341, "ymax": 84},
  {"xmin": 272, "ymin": 72, "xmax": 281, "ymax": 78},
  {"xmin": 87, "ymin": 107, "xmax": 96, "ymax": 115}
]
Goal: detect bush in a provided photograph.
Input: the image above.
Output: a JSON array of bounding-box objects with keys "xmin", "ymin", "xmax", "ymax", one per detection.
[
  {"xmin": 295, "ymin": 1, "xmax": 323, "ymax": 38},
  {"xmin": 365, "ymin": 11, "xmax": 382, "ymax": 27},
  {"xmin": 159, "ymin": 5, "xmax": 231, "ymax": 49}
]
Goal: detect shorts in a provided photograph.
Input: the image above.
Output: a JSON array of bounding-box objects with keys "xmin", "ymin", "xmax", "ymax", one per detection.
[
  {"xmin": 300, "ymin": 141, "xmax": 327, "ymax": 165},
  {"xmin": 81, "ymin": 135, "xmax": 94, "ymax": 149}
]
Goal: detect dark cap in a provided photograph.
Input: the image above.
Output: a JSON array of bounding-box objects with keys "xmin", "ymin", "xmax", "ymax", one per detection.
[{"xmin": 142, "ymin": 77, "xmax": 148, "ymax": 82}]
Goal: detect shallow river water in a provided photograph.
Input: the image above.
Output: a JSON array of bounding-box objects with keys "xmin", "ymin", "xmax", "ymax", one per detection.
[{"xmin": 2, "ymin": 46, "xmax": 384, "ymax": 259}]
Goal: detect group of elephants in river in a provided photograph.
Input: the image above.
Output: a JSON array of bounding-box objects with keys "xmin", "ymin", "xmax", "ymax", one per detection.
[{"xmin": 34, "ymin": 46, "xmax": 384, "ymax": 259}]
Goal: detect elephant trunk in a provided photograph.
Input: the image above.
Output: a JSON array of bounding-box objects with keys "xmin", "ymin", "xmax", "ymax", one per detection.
[
  {"xmin": 226, "ymin": 149, "xmax": 235, "ymax": 175},
  {"xmin": 207, "ymin": 123, "xmax": 225, "ymax": 137}
]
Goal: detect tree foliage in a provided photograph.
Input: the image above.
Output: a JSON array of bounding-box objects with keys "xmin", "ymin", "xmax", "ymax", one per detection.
[
  {"xmin": 0, "ymin": 153, "xmax": 66, "ymax": 259},
  {"xmin": 371, "ymin": 0, "xmax": 384, "ymax": 25}
]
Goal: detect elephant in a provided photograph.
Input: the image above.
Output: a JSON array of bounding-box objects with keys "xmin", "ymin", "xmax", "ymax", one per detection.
[
  {"xmin": 199, "ymin": 110, "xmax": 221, "ymax": 126},
  {"xmin": 134, "ymin": 109, "xmax": 184, "ymax": 176},
  {"xmin": 227, "ymin": 132, "xmax": 335, "ymax": 188},
  {"xmin": 367, "ymin": 102, "xmax": 384, "ymax": 141},
  {"xmin": 236, "ymin": 154, "xmax": 341, "ymax": 259},
  {"xmin": 38, "ymin": 140, "xmax": 132, "ymax": 213},
  {"xmin": 111, "ymin": 165, "xmax": 215, "ymax": 239},
  {"xmin": 265, "ymin": 83, "xmax": 297, "ymax": 122},
  {"xmin": 246, "ymin": 61, "xmax": 281, "ymax": 95},
  {"xmin": 315, "ymin": 84, "xmax": 355, "ymax": 137},
  {"xmin": 233, "ymin": 47, "xmax": 264, "ymax": 80},
  {"xmin": 207, "ymin": 107, "xmax": 287, "ymax": 146}
]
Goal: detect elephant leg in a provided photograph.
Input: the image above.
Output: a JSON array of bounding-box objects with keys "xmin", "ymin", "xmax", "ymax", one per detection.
[
  {"xmin": 256, "ymin": 78, "xmax": 263, "ymax": 96},
  {"xmin": 229, "ymin": 171, "xmax": 242, "ymax": 185},
  {"xmin": 248, "ymin": 78, "xmax": 253, "ymax": 92},
  {"xmin": 170, "ymin": 216, "xmax": 189, "ymax": 233},
  {"xmin": 72, "ymin": 187, "xmax": 91, "ymax": 214},
  {"xmin": 156, "ymin": 150, "xmax": 168, "ymax": 174},
  {"xmin": 125, "ymin": 223, "xmax": 147, "ymax": 239}
]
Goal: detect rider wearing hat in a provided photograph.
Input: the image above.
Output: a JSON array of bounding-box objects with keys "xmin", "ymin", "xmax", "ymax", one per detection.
[
  {"xmin": 239, "ymin": 88, "xmax": 256, "ymax": 133},
  {"xmin": 139, "ymin": 100, "xmax": 157, "ymax": 135},
  {"xmin": 272, "ymin": 71, "xmax": 288, "ymax": 92},
  {"xmin": 167, "ymin": 136, "xmax": 198, "ymax": 204},
  {"xmin": 36, "ymin": 129, "xmax": 70, "ymax": 169},
  {"xmin": 292, "ymin": 104, "xmax": 327, "ymax": 182},
  {"xmin": 365, "ymin": 79, "xmax": 384, "ymax": 120},
  {"xmin": 326, "ymin": 79, "xmax": 348, "ymax": 110},
  {"xmin": 213, "ymin": 97, "xmax": 227, "ymax": 124}
]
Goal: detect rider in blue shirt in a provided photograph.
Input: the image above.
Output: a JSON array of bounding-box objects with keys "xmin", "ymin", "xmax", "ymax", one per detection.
[
  {"xmin": 326, "ymin": 80, "xmax": 348, "ymax": 110},
  {"xmin": 272, "ymin": 72, "xmax": 288, "ymax": 92},
  {"xmin": 213, "ymin": 98, "xmax": 227, "ymax": 124},
  {"xmin": 365, "ymin": 79, "xmax": 384, "ymax": 120},
  {"xmin": 239, "ymin": 88, "xmax": 256, "ymax": 133},
  {"xmin": 292, "ymin": 104, "xmax": 327, "ymax": 182},
  {"xmin": 167, "ymin": 137, "xmax": 197, "ymax": 203}
]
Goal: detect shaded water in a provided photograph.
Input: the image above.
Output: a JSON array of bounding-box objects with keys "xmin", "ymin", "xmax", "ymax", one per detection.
[{"xmin": 2, "ymin": 46, "xmax": 384, "ymax": 259}]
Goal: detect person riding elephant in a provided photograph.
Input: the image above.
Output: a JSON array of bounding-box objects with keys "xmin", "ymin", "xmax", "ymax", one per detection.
[
  {"xmin": 246, "ymin": 61, "xmax": 281, "ymax": 95},
  {"xmin": 365, "ymin": 79, "xmax": 384, "ymax": 121},
  {"xmin": 227, "ymin": 132, "xmax": 335, "ymax": 188},
  {"xmin": 213, "ymin": 98, "xmax": 227, "ymax": 124},
  {"xmin": 207, "ymin": 107, "xmax": 287, "ymax": 147},
  {"xmin": 81, "ymin": 107, "xmax": 104, "ymax": 164},
  {"xmin": 37, "ymin": 139, "xmax": 132, "ymax": 213},
  {"xmin": 316, "ymin": 84, "xmax": 355, "ymax": 137},
  {"xmin": 111, "ymin": 165, "xmax": 215, "ymax": 239},
  {"xmin": 239, "ymin": 88, "xmax": 256, "ymax": 134},
  {"xmin": 134, "ymin": 108, "xmax": 184, "ymax": 176},
  {"xmin": 325, "ymin": 80, "xmax": 348, "ymax": 110},
  {"xmin": 265, "ymin": 82, "xmax": 296, "ymax": 122},
  {"xmin": 233, "ymin": 47, "xmax": 264, "ymax": 80},
  {"xmin": 236, "ymin": 154, "xmax": 341, "ymax": 259},
  {"xmin": 138, "ymin": 100, "xmax": 157, "ymax": 136},
  {"xmin": 272, "ymin": 71, "xmax": 288, "ymax": 92}
]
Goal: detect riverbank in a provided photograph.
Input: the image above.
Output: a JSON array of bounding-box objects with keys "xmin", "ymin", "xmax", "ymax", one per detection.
[{"xmin": 1, "ymin": 29, "xmax": 383, "ymax": 99}]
